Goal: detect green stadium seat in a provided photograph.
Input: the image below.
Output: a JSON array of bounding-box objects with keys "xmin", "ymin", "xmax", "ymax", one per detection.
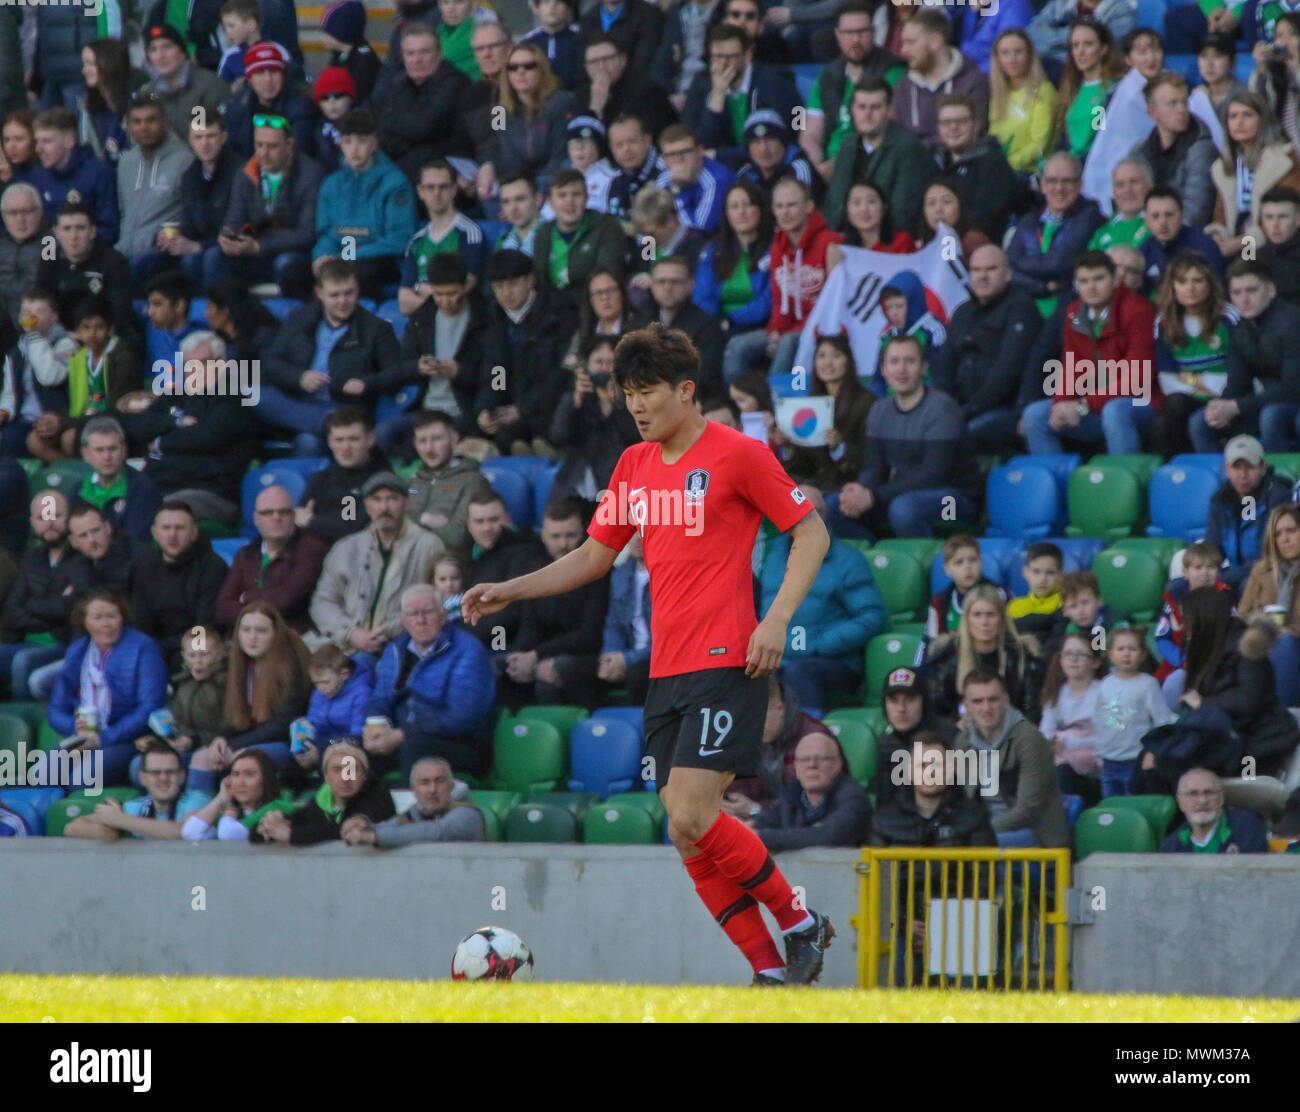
[
  {"xmin": 864, "ymin": 549, "xmax": 927, "ymax": 623},
  {"xmin": 3, "ymin": 701, "xmax": 48, "ymax": 740},
  {"xmin": 1067, "ymin": 465, "xmax": 1142, "ymax": 541},
  {"xmin": 824, "ymin": 719, "xmax": 876, "ymax": 787},
  {"xmin": 1095, "ymin": 453, "xmax": 1162, "ymax": 490},
  {"xmin": 513, "ymin": 705, "xmax": 589, "ymax": 744},
  {"xmin": 863, "ymin": 631, "xmax": 923, "ymax": 706},
  {"xmin": 468, "ymin": 790, "xmax": 522, "ymax": 826},
  {"xmin": 505, "ymin": 801, "xmax": 579, "ymax": 842},
  {"xmin": 31, "ymin": 459, "xmax": 91, "ymax": 496},
  {"xmin": 823, "ymin": 707, "xmax": 880, "ymax": 732},
  {"xmin": 839, "ymin": 538, "xmax": 873, "ymax": 562},
  {"xmin": 17, "ymin": 458, "xmax": 42, "ymax": 481},
  {"xmin": 1074, "ymin": 806, "xmax": 1156, "ymax": 858},
  {"xmin": 491, "ymin": 718, "xmax": 566, "ymax": 794},
  {"xmin": 1092, "ymin": 548, "xmax": 1166, "ymax": 622},
  {"xmin": 68, "ymin": 786, "xmax": 139, "ymax": 803},
  {"xmin": 525, "ymin": 790, "xmax": 599, "ymax": 823},
  {"xmin": 0, "ymin": 712, "xmax": 31, "ymax": 760},
  {"xmin": 395, "ymin": 458, "xmax": 422, "ymax": 479},
  {"xmin": 475, "ymin": 805, "xmax": 503, "ymax": 841},
  {"xmin": 44, "ymin": 787, "xmax": 140, "ymax": 836},
  {"xmin": 604, "ymin": 791, "xmax": 667, "ymax": 825},
  {"xmin": 1111, "ymin": 536, "xmax": 1180, "ymax": 575},
  {"xmin": 584, "ymin": 802, "xmax": 659, "ymax": 844},
  {"xmin": 1266, "ymin": 452, "xmax": 1300, "ymax": 482},
  {"xmin": 1097, "ymin": 794, "xmax": 1178, "ymax": 842},
  {"xmin": 872, "ymin": 537, "xmax": 945, "ymax": 572},
  {"xmin": 38, "ymin": 718, "xmax": 63, "ymax": 752}
]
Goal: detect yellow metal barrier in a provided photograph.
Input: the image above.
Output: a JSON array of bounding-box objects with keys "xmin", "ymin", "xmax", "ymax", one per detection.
[{"xmin": 852, "ymin": 847, "xmax": 1071, "ymax": 990}]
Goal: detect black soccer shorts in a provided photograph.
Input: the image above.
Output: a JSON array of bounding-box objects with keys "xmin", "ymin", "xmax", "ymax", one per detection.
[{"xmin": 641, "ymin": 666, "xmax": 767, "ymax": 787}]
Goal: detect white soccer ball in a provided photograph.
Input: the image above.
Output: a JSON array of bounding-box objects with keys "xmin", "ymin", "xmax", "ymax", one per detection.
[{"xmin": 451, "ymin": 926, "xmax": 535, "ymax": 981}]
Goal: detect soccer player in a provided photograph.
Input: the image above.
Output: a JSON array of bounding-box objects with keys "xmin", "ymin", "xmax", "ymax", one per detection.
[{"xmin": 463, "ymin": 324, "xmax": 835, "ymax": 985}]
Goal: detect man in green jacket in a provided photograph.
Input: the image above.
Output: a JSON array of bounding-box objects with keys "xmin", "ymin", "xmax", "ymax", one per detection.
[
  {"xmin": 532, "ymin": 168, "xmax": 628, "ymax": 301},
  {"xmin": 822, "ymin": 77, "xmax": 935, "ymax": 234}
]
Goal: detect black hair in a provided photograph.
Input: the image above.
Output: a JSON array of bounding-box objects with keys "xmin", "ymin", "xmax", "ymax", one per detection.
[{"xmin": 613, "ymin": 323, "xmax": 699, "ymax": 390}]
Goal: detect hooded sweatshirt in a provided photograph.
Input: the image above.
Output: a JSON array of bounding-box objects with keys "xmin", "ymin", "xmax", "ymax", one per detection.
[
  {"xmin": 958, "ymin": 706, "xmax": 1068, "ymax": 847},
  {"xmin": 768, "ymin": 208, "xmax": 842, "ymax": 335},
  {"xmin": 116, "ymin": 131, "xmax": 196, "ymax": 258},
  {"xmin": 892, "ymin": 48, "xmax": 990, "ymax": 149}
]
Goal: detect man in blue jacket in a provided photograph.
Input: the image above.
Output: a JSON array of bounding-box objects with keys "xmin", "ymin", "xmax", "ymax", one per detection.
[
  {"xmin": 761, "ymin": 527, "xmax": 887, "ymax": 710},
  {"xmin": 314, "ymin": 109, "xmax": 417, "ymax": 302},
  {"xmin": 1161, "ymin": 767, "xmax": 1268, "ymax": 854},
  {"xmin": 1205, "ymin": 435, "xmax": 1293, "ymax": 581},
  {"xmin": 30, "ymin": 108, "xmax": 119, "ymax": 243},
  {"xmin": 1139, "ymin": 184, "xmax": 1225, "ymax": 293},
  {"xmin": 363, "ymin": 583, "xmax": 497, "ymax": 778}
]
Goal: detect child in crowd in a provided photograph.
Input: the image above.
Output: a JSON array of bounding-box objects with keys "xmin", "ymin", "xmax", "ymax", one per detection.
[
  {"xmin": 1043, "ymin": 570, "xmax": 1127, "ymax": 658},
  {"xmin": 302, "ymin": 643, "xmax": 374, "ymax": 749},
  {"xmin": 26, "ymin": 295, "xmax": 138, "ymax": 462},
  {"xmin": 1, "ymin": 288, "xmax": 77, "ymax": 455},
  {"xmin": 312, "ymin": 65, "xmax": 357, "ymax": 173},
  {"xmin": 1038, "ymin": 631, "xmax": 1104, "ymax": 795},
  {"xmin": 1155, "ymin": 541, "xmax": 1233, "ymax": 687},
  {"xmin": 320, "ymin": 0, "xmax": 380, "ymax": 104},
  {"xmin": 1008, "ymin": 542, "xmax": 1064, "ymax": 638},
  {"xmin": 218, "ymin": 0, "xmax": 262, "ymax": 86},
  {"xmin": 166, "ymin": 626, "xmax": 230, "ymax": 755},
  {"xmin": 433, "ymin": 554, "xmax": 465, "ymax": 621},
  {"xmin": 523, "ymin": 0, "xmax": 581, "ymax": 89},
  {"xmin": 926, "ymin": 534, "xmax": 1006, "ymax": 639},
  {"xmin": 1095, "ymin": 626, "xmax": 1176, "ymax": 797}
]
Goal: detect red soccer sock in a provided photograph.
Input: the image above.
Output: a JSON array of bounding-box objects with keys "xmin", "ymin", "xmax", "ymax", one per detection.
[
  {"xmin": 692, "ymin": 811, "xmax": 810, "ymax": 933},
  {"xmin": 684, "ymin": 853, "xmax": 784, "ymax": 974}
]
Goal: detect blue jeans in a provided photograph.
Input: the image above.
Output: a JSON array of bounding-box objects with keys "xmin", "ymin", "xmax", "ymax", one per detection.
[
  {"xmin": 1023, "ymin": 397, "xmax": 1153, "ymax": 455},
  {"xmin": 995, "ymin": 828, "xmax": 1040, "ymax": 849},
  {"xmin": 28, "ymin": 657, "xmax": 65, "ymax": 700},
  {"xmin": 0, "ymin": 642, "xmax": 64, "ymax": 699},
  {"xmin": 1161, "ymin": 668, "xmax": 1186, "ymax": 713},
  {"xmin": 1270, "ymin": 633, "xmax": 1300, "ymax": 708},
  {"xmin": 821, "ymin": 492, "xmax": 875, "ymax": 540},
  {"xmin": 967, "ymin": 407, "xmax": 1023, "ymax": 453},
  {"xmin": 779, "ymin": 655, "xmax": 863, "ymax": 711},
  {"xmin": 722, "ymin": 328, "xmax": 801, "ymax": 384},
  {"xmin": 885, "ymin": 489, "xmax": 978, "ymax": 538},
  {"xmin": 202, "ymin": 247, "xmax": 312, "ymax": 300},
  {"xmin": 1101, "ymin": 758, "xmax": 1137, "ymax": 798},
  {"xmin": 1259, "ymin": 403, "xmax": 1300, "ymax": 454},
  {"xmin": 1188, "ymin": 405, "xmax": 1269, "ymax": 453},
  {"xmin": 255, "ymin": 385, "xmax": 336, "ymax": 454}
]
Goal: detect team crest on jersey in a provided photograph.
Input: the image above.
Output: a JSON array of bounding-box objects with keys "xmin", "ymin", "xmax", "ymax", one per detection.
[{"xmin": 684, "ymin": 468, "xmax": 710, "ymax": 501}]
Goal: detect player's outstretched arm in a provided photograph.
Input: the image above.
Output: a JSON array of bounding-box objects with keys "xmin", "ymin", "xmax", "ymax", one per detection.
[
  {"xmin": 745, "ymin": 511, "xmax": 831, "ymax": 677},
  {"xmin": 462, "ymin": 536, "xmax": 621, "ymax": 625}
]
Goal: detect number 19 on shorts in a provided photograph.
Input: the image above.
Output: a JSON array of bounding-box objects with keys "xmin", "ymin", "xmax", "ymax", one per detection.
[{"xmin": 698, "ymin": 708, "xmax": 732, "ymax": 757}]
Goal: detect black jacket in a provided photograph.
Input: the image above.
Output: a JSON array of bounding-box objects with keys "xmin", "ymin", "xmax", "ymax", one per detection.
[
  {"xmin": 936, "ymin": 135, "xmax": 1019, "ymax": 241},
  {"xmin": 372, "ymin": 64, "xmax": 472, "ymax": 179},
  {"xmin": 755, "ymin": 772, "xmax": 874, "ymax": 851},
  {"xmin": 1198, "ymin": 621, "xmax": 1300, "ymax": 770},
  {"xmin": 1259, "ymin": 230, "xmax": 1300, "ymax": 310},
  {"xmin": 576, "ymin": 68, "xmax": 678, "ymax": 140},
  {"xmin": 475, "ymin": 290, "xmax": 579, "ymax": 444},
  {"xmin": 923, "ymin": 630, "xmax": 1045, "ymax": 723},
  {"xmin": 38, "ymin": 239, "xmax": 138, "ymax": 343},
  {"xmin": 2, "ymin": 544, "xmax": 80, "ymax": 643},
  {"xmin": 1222, "ymin": 296, "xmax": 1300, "ymax": 419},
  {"xmin": 300, "ymin": 450, "xmax": 393, "ymax": 543},
  {"xmin": 515, "ymin": 574, "xmax": 611, "ymax": 659},
  {"xmin": 66, "ymin": 531, "xmax": 146, "ymax": 597},
  {"xmin": 180, "ymin": 143, "xmax": 241, "ymax": 249},
  {"xmin": 930, "ymin": 286, "xmax": 1042, "ymax": 419},
  {"xmin": 223, "ymin": 86, "xmax": 320, "ymax": 161},
  {"xmin": 222, "ymin": 151, "xmax": 325, "ymax": 256},
  {"xmin": 871, "ymin": 782, "xmax": 997, "ymax": 849},
  {"xmin": 578, "ymin": 0, "xmax": 665, "ymax": 75},
  {"xmin": 130, "ymin": 537, "xmax": 229, "ymax": 669},
  {"xmin": 657, "ymin": 303, "xmax": 724, "ymax": 397},
  {"xmin": 398, "ymin": 290, "xmax": 493, "ymax": 429},
  {"xmin": 261, "ymin": 303, "xmax": 402, "ymax": 416},
  {"xmin": 547, "ymin": 389, "xmax": 640, "ymax": 500},
  {"xmin": 533, "ymin": 212, "xmax": 629, "ymax": 294},
  {"xmin": 683, "ymin": 62, "xmax": 801, "ymax": 169},
  {"xmin": 465, "ymin": 529, "xmax": 549, "ymax": 647},
  {"xmin": 287, "ymin": 774, "xmax": 397, "ymax": 845},
  {"xmin": 132, "ymin": 392, "xmax": 258, "ymax": 507}
]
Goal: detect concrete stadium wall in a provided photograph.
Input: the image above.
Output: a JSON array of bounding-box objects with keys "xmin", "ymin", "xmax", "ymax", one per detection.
[
  {"xmin": 1073, "ymin": 855, "xmax": 1300, "ymax": 998},
  {"xmin": 4, "ymin": 843, "xmax": 1297, "ymax": 995}
]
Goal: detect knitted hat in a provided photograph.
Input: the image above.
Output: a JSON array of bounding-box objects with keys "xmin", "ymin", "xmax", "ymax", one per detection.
[
  {"xmin": 743, "ymin": 108, "xmax": 790, "ymax": 144},
  {"xmin": 244, "ymin": 40, "xmax": 290, "ymax": 76},
  {"xmin": 143, "ymin": 22, "xmax": 187, "ymax": 52},
  {"xmin": 313, "ymin": 65, "xmax": 358, "ymax": 103},
  {"xmin": 322, "ymin": 0, "xmax": 367, "ymax": 47},
  {"xmin": 565, "ymin": 115, "xmax": 606, "ymax": 143}
]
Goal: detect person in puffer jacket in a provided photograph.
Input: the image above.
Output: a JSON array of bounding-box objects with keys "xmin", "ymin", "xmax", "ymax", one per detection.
[{"xmin": 304, "ymin": 643, "xmax": 374, "ymax": 740}]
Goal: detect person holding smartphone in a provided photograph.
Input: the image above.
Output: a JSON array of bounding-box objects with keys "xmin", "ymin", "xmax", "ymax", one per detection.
[{"xmin": 547, "ymin": 336, "xmax": 639, "ymax": 504}]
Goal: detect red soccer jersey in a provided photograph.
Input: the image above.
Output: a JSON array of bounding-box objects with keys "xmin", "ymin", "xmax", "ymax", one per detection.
[{"xmin": 588, "ymin": 421, "xmax": 813, "ymax": 678}]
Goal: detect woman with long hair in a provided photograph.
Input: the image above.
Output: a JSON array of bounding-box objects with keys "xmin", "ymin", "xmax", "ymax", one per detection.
[
  {"xmin": 914, "ymin": 178, "xmax": 990, "ymax": 261},
  {"xmin": 1179, "ymin": 586, "xmax": 1300, "ymax": 775},
  {"xmin": 181, "ymin": 748, "xmax": 294, "ymax": 842},
  {"xmin": 989, "ymin": 29, "xmax": 1056, "ymax": 174},
  {"xmin": 477, "ymin": 42, "xmax": 575, "ymax": 196},
  {"xmin": 549, "ymin": 334, "xmax": 639, "ymax": 502},
  {"xmin": 1039, "ymin": 630, "xmax": 1104, "ymax": 793},
  {"xmin": 1251, "ymin": 12, "xmax": 1300, "ymax": 158},
  {"xmin": 1238, "ymin": 502, "xmax": 1300, "ymax": 704},
  {"xmin": 78, "ymin": 39, "xmax": 134, "ymax": 164},
  {"xmin": 1207, "ymin": 90, "xmax": 1300, "ymax": 257},
  {"xmin": 563, "ymin": 268, "xmax": 647, "ymax": 369},
  {"xmin": 827, "ymin": 181, "xmax": 916, "ymax": 259},
  {"xmin": 1055, "ymin": 19, "xmax": 1126, "ymax": 160},
  {"xmin": 0, "ymin": 109, "xmax": 36, "ymax": 184},
  {"xmin": 190, "ymin": 601, "xmax": 312, "ymax": 776},
  {"xmin": 924, "ymin": 583, "xmax": 1045, "ymax": 720},
  {"xmin": 1151, "ymin": 252, "xmax": 1240, "ymax": 457},
  {"xmin": 773, "ymin": 335, "xmax": 874, "ymax": 492},
  {"xmin": 204, "ymin": 279, "xmax": 281, "ymax": 361}
]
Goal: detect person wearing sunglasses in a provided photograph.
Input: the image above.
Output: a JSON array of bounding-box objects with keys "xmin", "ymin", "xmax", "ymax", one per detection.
[
  {"xmin": 222, "ymin": 41, "xmax": 320, "ymax": 162},
  {"xmin": 319, "ymin": 0, "xmax": 380, "ymax": 104},
  {"xmin": 476, "ymin": 44, "xmax": 575, "ymax": 200},
  {"xmin": 312, "ymin": 65, "xmax": 358, "ymax": 173}
]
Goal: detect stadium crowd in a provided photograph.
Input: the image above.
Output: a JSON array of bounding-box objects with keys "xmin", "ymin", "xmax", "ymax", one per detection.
[{"xmin": 1, "ymin": 0, "xmax": 1300, "ymax": 863}]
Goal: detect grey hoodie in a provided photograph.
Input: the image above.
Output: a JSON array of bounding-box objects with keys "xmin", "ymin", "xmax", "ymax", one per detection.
[
  {"xmin": 116, "ymin": 131, "xmax": 195, "ymax": 258},
  {"xmin": 373, "ymin": 779, "xmax": 486, "ymax": 847}
]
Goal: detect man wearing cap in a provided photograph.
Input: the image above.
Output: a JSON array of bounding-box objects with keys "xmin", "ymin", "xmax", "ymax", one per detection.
[
  {"xmin": 735, "ymin": 109, "xmax": 822, "ymax": 205},
  {"xmin": 308, "ymin": 472, "xmax": 445, "ymax": 660},
  {"xmin": 1197, "ymin": 259, "xmax": 1300, "ymax": 453},
  {"xmin": 139, "ymin": 22, "xmax": 230, "ymax": 140},
  {"xmin": 874, "ymin": 667, "xmax": 957, "ymax": 804},
  {"xmin": 606, "ymin": 114, "xmax": 668, "ymax": 221},
  {"xmin": 1204, "ymin": 434, "xmax": 1293, "ymax": 581},
  {"xmin": 1160, "ymin": 767, "xmax": 1268, "ymax": 854},
  {"xmin": 566, "ymin": 117, "xmax": 619, "ymax": 215},
  {"xmin": 223, "ymin": 42, "xmax": 320, "ymax": 162},
  {"xmin": 117, "ymin": 93, "xmax": 197, "ymax": 266},
  {"xmin": 216, "ymin": 112, "xmax": 324, "ymax": 300},
  {"xmin": 683, "ymin": 25, "xmax": 799, "ymax": 171}
]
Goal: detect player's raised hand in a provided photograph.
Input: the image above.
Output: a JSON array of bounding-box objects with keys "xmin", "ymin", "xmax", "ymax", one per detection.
[
  {"xmin": 461, "ymin": 582, "xmax": 511, "ymax": 625},
  {"xmin": 745, "ymin": 615, "xmax": 787, "ymax": 677}
]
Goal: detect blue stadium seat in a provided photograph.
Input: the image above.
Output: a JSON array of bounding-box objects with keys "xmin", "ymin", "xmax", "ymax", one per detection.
[
  {"xmin": 0, "ymin": 795, "xmax": 40, "ymax": 834},
  {"xmin": 479, "ymin": 219, "xmax": 508, "ymax": 247},
  {"xmin": 241, "ymin": 466, "xmax": 309, "ymax": 536},
  {"xmin": 211, "ymin": 537, "xmax": 246, "ymax": 566},
  {"xmin": 1062, "ymin": 793, "xmax": 1085, "ymax": 831},
  {"xmin": 1004, "ymin": 535, "xmax": 1105, "ymax": 596},
  {"xmin": 480, "ymin": 466, "xmax": 533, "ymax": 529},
  {"xmin": 261, "ymin": 297, "xmax": 299, "ymax": 322},
  {"xmin": 263, "ymin": 457, "xmax": 329, "ymax": 482},
  {"xmin": 1170, "ymin": 453, "xmax": 1226, "ymax": 481},
  {"xmin": 374, "ymin": 299, "xmax": 407, "ymax": 340},
  {"xmin": 768, "ymin": 372, "xmax": 805, "ymax": 398},
  {"xmin": 792, "ymin": 63, "xmax": 820, "ymax": 104},
  {"xmin": 1135, "ymin": 0, "xmax": 1169, "ymax": 33},
  {"xmin": 985, "ymin": 462, "xmax": 1061, "ymax": 540},
  {"xmin": 929, "ymin": 536, "xmax": 1019, "ymax": 594},
  {"xmin": 591, "ymin": 706, "xmax": 645, "ymax": 737},
  {"xmin": 1006, "ymin": 453, "xmax": 1079, "ymax": 507},
  {"xmin": 1235, "ymin": 54, "xmax": 1255, "ymax": 84},
  {"xmin": 375, "ymin": 384, "xmax": 421, "ymax": 424},
  {"xmin": 1146, "ymin": 463, "xmax": 1220, "ymax": 544},
  {"xmin": 1164, "ymin": 53, "xmax": 1200, "ymax": 84},
  {"xmin": 532, "ymin": 459, "xmax": 563, "ymax": 522},
  {"xmin": 482, "ymin": 455, "xmax": 549, "ymax": 483},
  {"xmin": 0, "ymin": 786, "xmax": 66, "ymax": 833},
  {"xmin": 567, "ymin": 717, "xmax": 643, "ymax": 797}
]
